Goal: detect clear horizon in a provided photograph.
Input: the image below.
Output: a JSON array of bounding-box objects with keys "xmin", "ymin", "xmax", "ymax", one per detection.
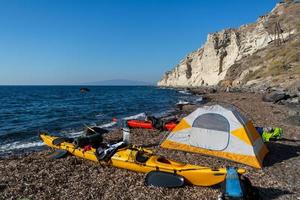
[
  {"xmin": 0, "ymin": 0, "xmax": 279, "ymax": 85},
  {"xmin": 0, "ymin": 79, "xmax": 154, "ymax": 86}
]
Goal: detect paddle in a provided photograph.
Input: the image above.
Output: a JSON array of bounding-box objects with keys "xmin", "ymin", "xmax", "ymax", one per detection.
[
  {"xmin": 84, "ymin": 124, "xmax": 109, "ymax": 135},
  {"xmin": 46, "ymin": 149, "xmax": 69, "ymax": 160},
  {"xmin": 145, "ymin": 171, "xmax": 185, "ymax": 188}
]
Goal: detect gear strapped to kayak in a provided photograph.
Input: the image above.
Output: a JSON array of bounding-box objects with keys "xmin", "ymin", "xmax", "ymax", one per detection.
[{"xmin": 95, "ymin": 141, "xmax": 126, "ymax": 161}]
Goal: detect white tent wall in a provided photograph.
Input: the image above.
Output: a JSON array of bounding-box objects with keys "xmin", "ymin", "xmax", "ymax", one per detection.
[{"xmin": 161, "ymin": 104, "xmax": 268, "ymax": 168}]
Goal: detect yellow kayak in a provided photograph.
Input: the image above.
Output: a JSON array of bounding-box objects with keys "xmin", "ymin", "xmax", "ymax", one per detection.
[{"xmin": 40, "ymin": 133, "xmax": 246, "ymax": 186}]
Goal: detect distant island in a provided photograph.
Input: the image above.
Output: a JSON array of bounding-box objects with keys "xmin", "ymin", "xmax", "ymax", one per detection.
[{"xmin": 83, "ymin": 79, "xmax": 153, "ymax": 86}]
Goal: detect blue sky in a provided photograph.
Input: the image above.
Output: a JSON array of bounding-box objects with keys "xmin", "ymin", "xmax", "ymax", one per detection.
[{"xmin": 0, "ymin": 0, "xmax": 278, "ymax": 85}]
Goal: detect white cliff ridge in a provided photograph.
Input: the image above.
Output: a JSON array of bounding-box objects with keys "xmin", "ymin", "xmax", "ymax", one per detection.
[{"xmin": 157, "ymin": 2, "xmax": 298, "ymax": 88}]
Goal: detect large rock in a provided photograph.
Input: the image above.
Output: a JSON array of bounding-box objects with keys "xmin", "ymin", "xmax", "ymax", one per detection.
[
  {"xmin": 262, "ymin": 91, "xmax": 289, "ymax": 103},
  {"xmin": 0, "ymin": 183, "xmax": 7, "ymax": 192},
  {"xmin": 282, "ymin": 97, "xmax": 300, "ymax": 104}
]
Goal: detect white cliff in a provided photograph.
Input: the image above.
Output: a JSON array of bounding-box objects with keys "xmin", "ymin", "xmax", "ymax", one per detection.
[{"xmin": 157, "ymin": 1, "xmax": 299, "ymax": 88}]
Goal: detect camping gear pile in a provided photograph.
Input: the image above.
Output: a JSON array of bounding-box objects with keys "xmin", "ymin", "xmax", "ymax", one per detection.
[
  {"xmin": 256, "ymin": 127, "xmax": 283, "ymax": 142},
  {"xmin": 41, "ymin": 104, "xmax": 273, "ymax": 199}
]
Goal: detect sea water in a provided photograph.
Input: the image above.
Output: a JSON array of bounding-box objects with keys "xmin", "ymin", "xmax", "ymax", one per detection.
[{"xmin": 0, "ymin": 86, "xmax": 195, "ymax": 156}]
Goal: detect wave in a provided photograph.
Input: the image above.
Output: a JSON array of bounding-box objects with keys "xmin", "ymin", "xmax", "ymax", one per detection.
[
  {"xmin": 94, "ymin": 112, "xmax": 147, "ymax": 129},
  {"xmin": 176, "ymin": 100, "xmax": 190, "ymax": 105},
  {"xmin": 178, "ymin": 90, "xmax": 191, "ymax": 95},
  {"xmin": 66, "ymin": 130, "xmax": 84, "ymax": 137},
  {"xmin": 95, "ymin": 113, "xmax": 105, "ymax": 118},
  {"xmin": 99, "ymin": 122, "xmax": 117, "ymax": 128},
  {"xmin": 195, "ymin": 96, "xmax": 203, "ymax": 103},
  {"xmin": 123, "ymin": 112, "xmax": 146, "ymax": 120},
  {"xmin": 0, "ymin": 141, "xmax": 44, "ymax": 152}
]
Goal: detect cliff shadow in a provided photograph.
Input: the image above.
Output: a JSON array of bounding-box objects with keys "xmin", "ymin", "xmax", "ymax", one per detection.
[{"xmin": 257, "ymin": 186, "xmax": 293, "ymax": 199}]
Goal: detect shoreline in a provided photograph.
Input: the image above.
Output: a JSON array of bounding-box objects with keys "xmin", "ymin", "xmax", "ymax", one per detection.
[{"xmin": 1, "ymin": 91, "xmax": 299, "ymax": 199}]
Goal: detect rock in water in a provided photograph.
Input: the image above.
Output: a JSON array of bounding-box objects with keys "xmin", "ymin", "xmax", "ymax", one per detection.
[{"xmin": 80, "ymin": 88, "xmax": 90, "ymax": 92}]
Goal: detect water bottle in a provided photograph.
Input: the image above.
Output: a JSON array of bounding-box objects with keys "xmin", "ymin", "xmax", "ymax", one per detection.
[{"xmin": 122, "ymin": 127, "xmax": 130, "ymax": 144}]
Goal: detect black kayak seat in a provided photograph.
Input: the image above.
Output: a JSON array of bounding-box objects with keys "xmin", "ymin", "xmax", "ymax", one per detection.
[
  {"xmin": 135, "ymin": 151, "xmax": 149, "ymax": 163},
  {"xmin": 73, "ymin": 133, "xmax": 103, "ymax": 148}
]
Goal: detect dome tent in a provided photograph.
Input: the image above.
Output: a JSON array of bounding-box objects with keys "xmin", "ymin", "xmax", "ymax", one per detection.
[{"xmin": 160, "ymin": 105, "xmax": 268, "ymax": 168}]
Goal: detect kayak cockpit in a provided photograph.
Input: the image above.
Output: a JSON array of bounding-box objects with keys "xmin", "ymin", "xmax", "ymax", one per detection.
[{"xmin": 147, "ymin": 156, "xmax": 186, "ymax": 169}]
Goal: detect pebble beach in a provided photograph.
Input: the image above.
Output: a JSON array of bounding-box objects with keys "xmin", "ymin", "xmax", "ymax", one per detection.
[{"xmin": 1, "ymin": 91, "xmax": 299, "ymax": 200}]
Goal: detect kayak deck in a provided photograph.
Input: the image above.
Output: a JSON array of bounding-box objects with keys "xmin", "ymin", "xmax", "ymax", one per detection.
[{"xmin": 40, "ymin": 133, "xmax": 246, "ymax": 186}]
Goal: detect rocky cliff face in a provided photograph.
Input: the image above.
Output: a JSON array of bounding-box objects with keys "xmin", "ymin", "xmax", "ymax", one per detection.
[{"xmin": 158, "ymin": 1, "xmax": 300, "ymax": 90}]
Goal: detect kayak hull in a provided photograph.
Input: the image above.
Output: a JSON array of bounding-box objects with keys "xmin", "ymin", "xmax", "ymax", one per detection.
[
  {"xmin": 40, "ymin": 133, "xmax": 245, "ymax": 187},
  {"xmin": 127, "ymin": 120, "xmax": 177, "ymax": 131},
  {"xmin": 127, "ymin": 120, "xmax": 153, "ymax": 129}
]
